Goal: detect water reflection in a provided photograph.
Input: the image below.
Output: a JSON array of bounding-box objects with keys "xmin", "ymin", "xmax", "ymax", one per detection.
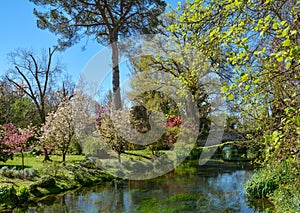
[{"xmin": 15, "ymin": 169, "xmax": 267, "ymax": 213}]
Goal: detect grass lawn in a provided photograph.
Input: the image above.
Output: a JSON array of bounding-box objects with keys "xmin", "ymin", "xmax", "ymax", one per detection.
[{"xmin": 0, "ymin": 154, "xmax": 85, "ymax": 171}]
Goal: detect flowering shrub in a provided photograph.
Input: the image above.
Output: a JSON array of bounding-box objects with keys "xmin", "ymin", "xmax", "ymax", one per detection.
[
  {"xmin": 96, "ymin": 105, "xmax": 127, "ymax": 163},
  {"xmin": 0, "ymin": 123, "xmax": 33, "ymax": 169},
  {"xmin": 165, "ymin": 116, "xmax": 182, "ymax": 144}
]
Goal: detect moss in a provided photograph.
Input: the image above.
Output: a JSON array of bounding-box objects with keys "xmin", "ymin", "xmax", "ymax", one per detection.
[{"xmin": 137, "ymin": 193, "xmax": 208, "ymax": 213}]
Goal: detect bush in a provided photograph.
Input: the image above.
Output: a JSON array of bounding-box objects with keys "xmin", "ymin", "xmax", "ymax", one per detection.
[
  {"xmin": 0, "ymin": 166, "xmax": 11, "ymax": 177},
  {"xmin": 70, "ymin": 140, "xmax": 83, "ymax": 155},
  {"xmin": 244, "ymin": 168, "xmax": 278, "ymax": 198},
  {"xmin": 23, "ymin": 168, "xmax": 37, "ymax": 180},
  {"xmin": 0, "ymin": 167, "xmax": 37, "ymax": 180},
  {"xmin": 38, "ymin": 176, "xmax": 56, "ymax": 188},
  {"xmin": 29, "ymin": 183, "xmax": 38, "ymax": 193},
  {"xmin": 272, "ymin": 185, "xmax": 300, "ymax": 212},
  {"xmin": 245, "ymin": 162, "xmax": 298, "ymax": 199},
  {"xmin": 74, "ymin": 171, "xmax": 93, "ymax": 186},
  {"xmin": 187, "ymin": 148, "xmax": 202, "ymax": 160},
  {"xmin": 0, "ymin": 185, "xmax": 10, "ymax": 203},
  {"xmin": 16, "ymin": 186, "xmax": 30, "ymax": 203}
]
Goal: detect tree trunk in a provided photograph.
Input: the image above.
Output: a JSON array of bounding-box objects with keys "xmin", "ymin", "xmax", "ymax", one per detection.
[
  {"xmin": 111, "ymin": 34, "xmax": 122, "ymax": 110},
  {"xmin": 118, "ymin": 152, "xmax": 121, "ymax": 163},
  {"xmin": 63, "ymin": 152, "xmax": 66, "ymax": 162},
  {"xmin": 21, "ymin": 151, "xmax": 24, "ymax": 171},
  {"xmin": 43, "ymin": 148, "xmax": 52, "ymax": 162}
]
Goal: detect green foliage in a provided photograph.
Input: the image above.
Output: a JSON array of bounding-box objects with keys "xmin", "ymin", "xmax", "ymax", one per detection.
[
  {"xmin": 41, "ymin": 161, "xmax": 64, "ymax": 177},
  {"xmin": 38, "ymin": 176, "xmax": 56, "ymax": 188},
  {"xmin": 30, "ymin": 0, "xmax": 166, "ymax": 48},
  {"xmin": 174, "ymin": 160, "xmax": 197, "ymax": 175},
  {"xmin": 10, "ymin": 97, "xmax": 38, "ymax": 128},
  {"xmin": 0, "ymin": 80, "xmax": 20, "ymax": 126},
  {"xmin": 0, "ymin": 145, "xmax": 13, "ymax": 163},
  {"xmin": 245, "ymin": 168, "xmax": 278, "ymax": 198},
  {"xmin": 16, "ymin": 186, "xmax": 29, "ymax": 203},
  {"xmin": 74, "ymin": 170, "xmax": 93, "ymax": 186},
  {"xmin": 29, "ymin": 183, "xmax": 38, "ymax": 193},
  {"xmin": 97, "ymin": 109, "xmax": 127, "ymax": 162},
  {"xmin": 0, "ymin": 185, "xmax": 20, "ymax": 208},
  {"xmin": 272, "ymin": 182, "xmax": 300, "ymax": 212},
  {"xmin": 79, "ymin": 157, "xmax": 97, "ymax": 169},
  {"xmin": 0, "ymin": 185, "xmax": 10, "ymax": 203},
  {"xmin": 245, "ymin": 162, "xmax": 299, "ymax": 201},
  {"xmin": 70, "ymin": 139, "xmax": 83, "ymax": 155},
  {"xmin": 171, "ymin": 1, "xmax": 299, "ymax": 209}
]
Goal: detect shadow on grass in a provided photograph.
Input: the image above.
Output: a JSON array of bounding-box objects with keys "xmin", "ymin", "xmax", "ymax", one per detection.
[{"xmin": 0, "ymin": 165, "xmax": 31, "ymax": 170}]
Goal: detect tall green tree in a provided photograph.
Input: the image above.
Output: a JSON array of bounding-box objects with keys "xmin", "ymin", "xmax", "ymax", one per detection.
[
  {"xmin": 0, "ymin": 79, "xmax": 18, "ymax": 125},
  {"xmin": 170, "ymin": 0, "xmax": 299, "ymax": 154},
  {"xmin": 10, "ymin": 97, "xmax": 39, "ymax": 128},
  {"xmin": 126, "ymin": 12, "xmax": 212, "ymax": 135},
  {"xmin": 172, "ymin": 3, "xmax": 299, "ymax": 208},
  {"xmin": 30, "ymin": 0, "xmax": 166, "ymax": 110}
]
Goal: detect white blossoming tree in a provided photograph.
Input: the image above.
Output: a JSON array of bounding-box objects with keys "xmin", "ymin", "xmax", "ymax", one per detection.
[{"xmin": 40, "ymin": 97, "xmax": 76, "ymax": 162}]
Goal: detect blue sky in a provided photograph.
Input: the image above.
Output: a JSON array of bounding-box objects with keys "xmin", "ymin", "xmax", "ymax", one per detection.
[
  {"xmin": 0, "ymin": 0, "xmax": 179, "ymax": 93},
  {"xmin": 0, "ymin": 1, "xmax": 106, "ymax": 83}
]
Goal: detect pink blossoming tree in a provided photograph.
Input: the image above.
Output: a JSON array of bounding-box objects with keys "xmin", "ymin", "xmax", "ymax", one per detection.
[{"xmin": 1, "ymin": 123, "xmax": 33, "ymax": 170}]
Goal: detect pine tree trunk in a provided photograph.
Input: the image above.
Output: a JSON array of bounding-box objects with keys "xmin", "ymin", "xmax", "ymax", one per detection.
[{"xmin": 111, "ymin": 34, "xmax": 122, "ymax": 110}]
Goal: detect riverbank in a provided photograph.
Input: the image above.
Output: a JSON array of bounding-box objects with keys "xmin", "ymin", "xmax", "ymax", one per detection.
[
  {"xmin": 11, "ymin": 160, "xmax": 259, "ymax": 212},
  {"xmin": 0, "ymin": 155, "xmax": 114, "ymax": 211},
  {"xmin": 0, "ymin": 152, "xmax": 256, "ymax": 212}
]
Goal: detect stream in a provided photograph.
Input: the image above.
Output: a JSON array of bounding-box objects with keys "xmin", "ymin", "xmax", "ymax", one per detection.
[{"xmin": 13, "ymin": 162, "xmax": 273, "ymax": 212}]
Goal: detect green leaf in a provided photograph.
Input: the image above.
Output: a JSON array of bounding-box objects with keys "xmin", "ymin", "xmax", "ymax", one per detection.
[
  {"xmin": 221, "ymin": 86, "xmax": 228, "ymax": 93},
  {"xmin": 253, "ymin": 78, "xmax": 260, "ymax": 84},
  {"xmin": 281, "ymin": 20, "xmax": 288, "ymax": 27},
  {"xmin": 282, "ymin": 27, "xmax": 289, "ymax": 36},
  {"xmin": 225, "ymin": 4, "xmax": 231, "ymax": 10},
  {"xmin": 234, "ymin": 0, "xmax": 241, "ymax": 7},
  {"xmin": 285, "ymin": 62, "xmax": 291, "ymax": 69},
  {"xmin": 283, "ymin": 39, "xmax": 291, "ymax": 47},
  {"xmin": 296, "ymin": 116, "xmax": 300, "ymax": 126},
  {"xmin": 272, "ymin": 22, "xmax": 279, "ymax": 29},
  {"xmin": 291, "ymin": 46, "xmax": 300, "ymax": 56},
  {"xmin": 241, "ymin": 73, "xmax": 248, "ymax": 82},
  {"xmin": 277, "ymin": 56, "xmax": 284, "ymax": 62},
  {"xmin": 227, "ymin": 93, "xmax": 234, "ymax": 101},
  {"xmin": 291, "ymin": 30, "xmax": 297, "ymax": 35}
]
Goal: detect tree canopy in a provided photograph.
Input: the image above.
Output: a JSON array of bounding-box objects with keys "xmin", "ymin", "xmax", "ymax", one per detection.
[{"xmin": 30, "ymin": 0, "xmax": 166, "ymax": 109}]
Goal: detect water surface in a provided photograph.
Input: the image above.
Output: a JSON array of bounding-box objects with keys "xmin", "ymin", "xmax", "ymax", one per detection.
[{"xmin": 15, "ymin": 165, "xmax": 270, "ymax": 212}]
